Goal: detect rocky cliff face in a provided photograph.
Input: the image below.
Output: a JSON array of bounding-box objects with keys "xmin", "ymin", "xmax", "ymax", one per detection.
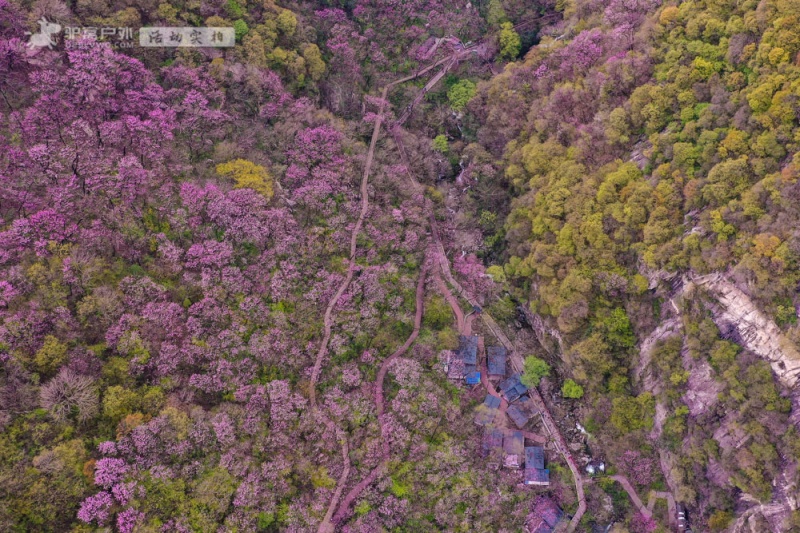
[{"xmin": 688, "ymin": 273, "xmax": 800, "ymax": 389}]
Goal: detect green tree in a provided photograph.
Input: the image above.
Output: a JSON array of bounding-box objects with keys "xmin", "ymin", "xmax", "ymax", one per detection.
[
  {"xmin": 610, "ymin": 393, "xmax": 655, "ymax": 434},
  {"xmin": 34, "ymin": 335, "xmax": 68, "ymax": 375},
  {"xmin": 499, "ymin": 22, "xmax": 521, "ymax": 60},
  {"xmin": 225, "ymin": 0, "xmax": 243, "ymax": 18},
  {"xmin": 276, "ymin": 10, "xmax": 297, "ymax": 36},
  {"xmin": 216, "ymin": 159, "xmax": 274, "ymax": 199},
  {"xmin": 561, "ymin": 379, "xmax": 584, "ymax": 399},
  {"xmin": 486, "ymin": 0, "xmax": 507, "ymax": 26},
  {"xmin": 302, "ymin": 44, "xmax": 326, "ymax": 81},
  {"xmin": 191, "ymin": 468, "xmax": 237, "ymax": 519},
  {"xmin": 521, "ymin": 356, "xmax": 551, "ymax": 387},
  {"xmin": 707, "ymin": 510, "xmax": 733, "ymax": 531},
  {"xmin": 432, "ymin": 135, "xmax": 449, "ymax": 153},
  {"xmin": 233, "ymin": 19, "xmax": 249, "ymax": 40},
  {"xmin": 423, "ymin": 295, "xmax": 455, "ymax": 330},
  {"xmin": 593, "ymin": 308, "xmax": 636, "ymax": 349},
  {"xmin": 447, "ymin": 79, "xmax": 477, "ymax": 111},
  {"xmin": 102, "ymin": 386, "xmax": 140, "ymax": 423}
]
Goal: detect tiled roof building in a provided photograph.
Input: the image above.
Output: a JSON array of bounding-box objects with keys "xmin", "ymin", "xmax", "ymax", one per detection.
[
  {"xmin": 507, "ymin": 395, "xmax": 538, "ymax": 428},
  {"xmin": 457, "ymin": 335, "xmax": 478, "ymax": 366},
  {"xmin": 524, "ymin": 446, "xmax": 549, "ymax": 486},
  {"xmin": 524, "ymin": 497, "xmax": 564, "ymax": 533},
  {"xmin": 487, "ymin": 346, "xmax": 507, "ymax": 377},
  {"xmin": 474, "ymin": 395, "xmax": 501, "ymax": 426},
  {"xmin": 499, "ymin": 373, "xmax": 529, "ymax": 402}
]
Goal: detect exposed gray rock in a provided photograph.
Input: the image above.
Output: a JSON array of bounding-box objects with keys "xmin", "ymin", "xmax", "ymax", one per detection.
[
  {"xmin": 682, "ymin": 358, "xmax": 723, "ymax": 417},
  {"xmin": 689, "ymin": 273, "xmax": 800, "ymax": 388}
]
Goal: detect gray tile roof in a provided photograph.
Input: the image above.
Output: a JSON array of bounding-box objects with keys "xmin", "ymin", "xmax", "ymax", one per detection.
[
  {"xmin": 499, "ymin": 373, "xmax": 529, "ymax": 402},
  {"xmin": 487, "ymin": 346, "xmax": 507, "ymax": 376},
  {"xmin": 525, "ymin": 446, "xmax": 545, "ymax": 470},
  {"xmin": 457, "ymin": 335, "xmax": 479, "ymax": 365}
]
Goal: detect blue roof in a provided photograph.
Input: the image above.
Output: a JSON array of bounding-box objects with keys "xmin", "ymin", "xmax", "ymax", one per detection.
[
  {"xmin": 507, "ymin": 396, "xmax": 537, "ymax": 428},
  {"xmin": 482, "ymin": 428, "xmax": 504, "ymax": 455},
  {"xmin": 503, "ymin": 430, "xmax": 524, "ymax": 456},
  {"xmin": 474, "ymin": 395, "xmax": 501, "ymax": 426},
  {"xmin": 507, "ymin": 404, "xmax": 528, "ymax": 428},
  {"xmin": 465, "ymin": 371, "xmax": 481, "ymax": 385},
  {"xmin": 526, "ymin": 497, "xmax": 563, "ymax": 532}
]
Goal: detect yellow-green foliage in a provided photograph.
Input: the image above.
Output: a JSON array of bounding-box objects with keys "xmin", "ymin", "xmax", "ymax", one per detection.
[
  {"xmin": 102, "ymin": 385, "xmax": 140, "ymax": 422},
  {"xmin": 34, "ymin": 335, "xmax": 69, "ymax": 375},
  {"xmin": 216, "ymin": 159, "xmax": 274, "ymax": 200},
  {"xmin": 302, "ymin": 44, "xmax": 326, "ymax": 81},
  {"xmin": 276, "ymin": 10, "xmax": 297, "ymax": 36},
  {"xmin": 499, "ymin": 22, "xmax": 521, "ymax": 60}
]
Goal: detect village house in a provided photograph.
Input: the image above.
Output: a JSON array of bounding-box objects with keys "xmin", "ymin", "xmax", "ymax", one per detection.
[
  {"xmin": 507, "ymin": 395, "xmax": 538, "ymax": 429},
  {"xmin": 444, "ymin": 335, "xmax": 481, "ymax": 384},
  {"xmin": 502, "ymin": 429, "xmax": 525, "ymax": 469},
  {"xmin": 487, "ymin": 345, "xmax": 507, "ymax": 377},
  {"xmin": 481, "ymin": 427, "xmax": 527, "ymax": 470},
  {"xmin": 444, "ymin": 351, "xmax": 465, "ymax": 380},
  {"xmin": 457, "ymin": 335, "xmax": 479, "ymax": 369},
  {"xmin": 524, "ymin": 497, "xmax": 564, "ymax": 533},
  {"xmin": 482, "ymin": 427, "xmax": 504, "ymax": 470},
  {"xmin": 499, "ymin": 373, "xmax": 529, "ymax": 402},
  {"xmin": 474, "ymin": 394, "xmax": 501, "ymax": 426},
  {"xmin": 524, "ymin": 446, "xmax": 549, "ymax": 486}
]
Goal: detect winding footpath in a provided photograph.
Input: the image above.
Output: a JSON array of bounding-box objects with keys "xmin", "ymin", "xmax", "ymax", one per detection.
[
  {"xmin": 316, "ymin": 48, "xmax": 470, "ymax": 532},
  {"xmin": 313, "ymin": 85, "xmax": 389, "ymax": 533},
  {"xmin": 316, "ymin": 20, "xmax": 561, "ymax": 529},
  {"xmin": 586, "ymin": 475, "xmax": 676, "ymax": 529},
  {"xmin": 331, "ymin": 261, "xmax": 429, "ymax": 524},
  {"xmin": 392, "ymin": 129, "xmax": 587, "ymax": 531},
  {"xmin": 434, "ymin": 271, "xmax": 465, "ymax": 332}
]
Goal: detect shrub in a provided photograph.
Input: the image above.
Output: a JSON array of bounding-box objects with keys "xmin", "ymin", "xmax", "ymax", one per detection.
[
  {"xmin": 521, "ymin": 356, "xmax": 551, "ymax": 388},
  {"xmin": 447, "ymin": 79, "xmax": 477, "ymax": 111},
  {"xmin": 708, "ymin": 510, "xmax": 733, "ymax": 531},
  {"xmin": 561, "ymin": 379, "xmax": 584, "ymax": 399},
  {"xmin": 432, "ymin": 135, "xmax": 449, "ymax": 153},
  {"xmin": 499, "ymin": 22, "xmax": 521, "ymax": 59},
  {"xmin": 34, "ymin": 335, "xmax": 68, "ymax": 375},
  {"xmin": 423, "ymin": 295, "xmax": 454, "ymax": 330}
]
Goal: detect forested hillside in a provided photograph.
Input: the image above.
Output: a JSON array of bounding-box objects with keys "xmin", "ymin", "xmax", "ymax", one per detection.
[
  {"xmin": 469, "ymin": 0, "xmax": 800, "ymax": 530},
  {"xmin": 2, "ymin": 0, "xmax": 800, "ymax": 531}
]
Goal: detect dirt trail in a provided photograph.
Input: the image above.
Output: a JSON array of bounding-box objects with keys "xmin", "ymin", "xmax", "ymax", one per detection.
[
  {"xmin": 331, "ymin": 262, "xmax": 429, "ymax": 524},
  {"xmin": 316, "ymin": 419, "xmax": 350, "ymax": 533},
  {"xmin": 464, "ymin": 310, "xmax": 476, "ymax": 336},
  {"xmin": 647, "ymin": 490, "xmax": 677, "ymax": 529},
  {"xmin": 314, "ymin": 89, "xmax": 387, "ymax": 533},
  {"xmin": 583, "ymin": 474, "xmax": 676, "ymax": 529},
  {"xmin": 434, "ymin": 271, "xmax": 465, "ymax": 332},
  {"xmin": 391, "ymin": 120, "xmax": 587, "ymax": 532},
  {"xmin": 322, "ymin": 49, "xmax": 469, "ymax": 530},
  {"xmin": 610, "ymin": 475, "xmax": 650, "ymax": 517},
  {"xmin": 320, "ymin": 20, "xmax": 558, "ymax": 528},
  {"xmin": 310, "ymin": 85, "xmax": 389, "ymax": 408}
]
